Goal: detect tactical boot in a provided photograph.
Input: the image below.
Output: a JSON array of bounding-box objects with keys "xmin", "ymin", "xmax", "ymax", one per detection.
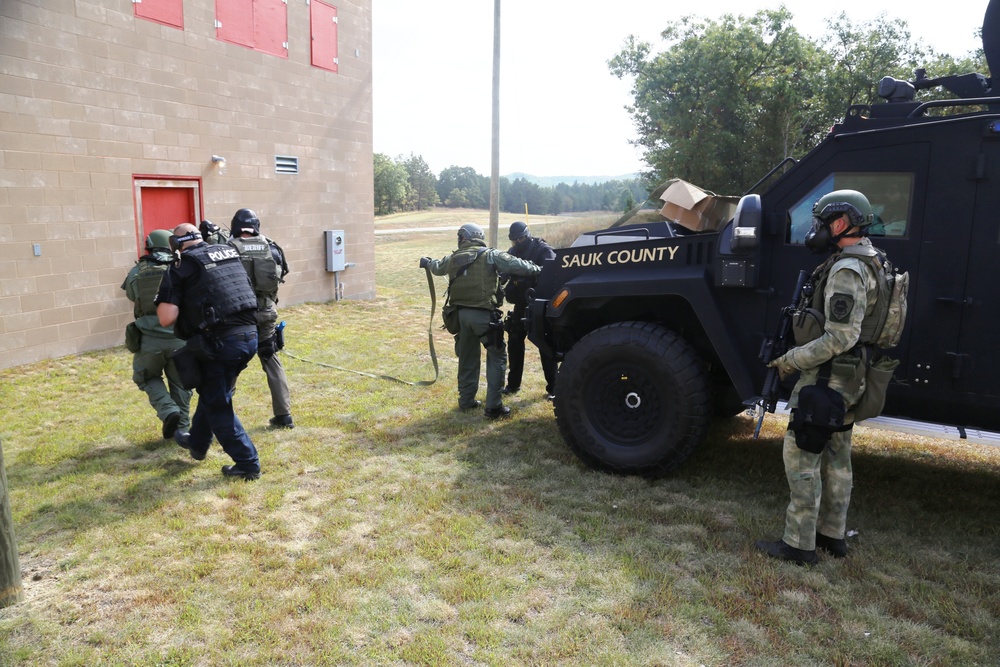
[
  {"xmin": 754, "ymin": 539, "xmax": 818, "ymax": 566},
  {"xmin": 816, "ymin": 533, "xmax": 848, "ymax": 558},
  {"xmin": 162, "ymin": 412, "xmax": 181, "ymax": 439},
  {"xmin": 458, "ymin": 400, "xmax": 482, "ymax": 411},
  {"xmin": 221, "ymin": 465, "xmax": 260, "ymax": 481},
  {"xmin": 174, "ymin": 431, "xmax": 207, "ymax": 461},
  {"xmin": 501, "ymin": 386, "xmax": 519, "ymax": 395},
  {"xmin": 269, "ymin": 414, "xmax": 294, "ymax": 429},
  {"xmin": 484, "ymin": 405, "xmax": 512, "ymax": 419}
]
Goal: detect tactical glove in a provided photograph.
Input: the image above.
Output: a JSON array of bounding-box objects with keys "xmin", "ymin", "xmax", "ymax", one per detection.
[
  {"xmin": 768, "ymin": 355, "xmax": 797, "ymax": 381},
  {"xmin": 419, "ymin": 257, "xmax": 431, "ymax": 269}
]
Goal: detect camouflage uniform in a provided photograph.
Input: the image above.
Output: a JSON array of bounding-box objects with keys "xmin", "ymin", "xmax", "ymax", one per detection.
[
  {"xmin": 773, "ymin": 238, "xmax": 881, "ymax": 551},
  {"xmin": 121, "ymin": 248, "xmax": 192, "ymax": 435},
  {"xmin": 426, "ymin": 238, "xmax": 541, "ymax": 411}
]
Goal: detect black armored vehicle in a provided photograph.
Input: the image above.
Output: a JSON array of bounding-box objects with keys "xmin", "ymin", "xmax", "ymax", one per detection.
[{"xmin": 527, "ymin": 1, "xmax": 1000, "ymax": 476}]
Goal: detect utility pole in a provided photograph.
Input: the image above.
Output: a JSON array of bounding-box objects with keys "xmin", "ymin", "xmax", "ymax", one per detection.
[
  {"xmin": 488, "ymin": 0, "xmax": 500, "ymax": 248},
  {"xmin": 0, "ymin": 438, "xmax": 22, "ymax": 608}
]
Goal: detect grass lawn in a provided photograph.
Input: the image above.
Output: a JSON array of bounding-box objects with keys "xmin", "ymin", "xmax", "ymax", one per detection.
[{"xmin": 0, "ymin": 210, "xmax": 998, "ymax": 666}]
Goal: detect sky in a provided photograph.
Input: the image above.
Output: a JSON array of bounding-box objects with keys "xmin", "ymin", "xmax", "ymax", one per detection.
[{"xmin": 372, "ymin": 0, "xmax": 991, "ymax": 178}]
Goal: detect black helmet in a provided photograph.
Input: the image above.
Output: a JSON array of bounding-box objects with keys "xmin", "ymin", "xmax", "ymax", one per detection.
[
  {"xmin": 457, "ymin": 223, "xmax": 485, "ymax": 242},
  {"xmin": 231, "ymin": 208, "xmax": 260, "ymax": 236},
  {"xmin": 508, "ymin": 221, "xmax": 530, "ymax": 241},
  {"xmin": 145, "ymin": 229, "xmax": 172, "ymax": 251}
]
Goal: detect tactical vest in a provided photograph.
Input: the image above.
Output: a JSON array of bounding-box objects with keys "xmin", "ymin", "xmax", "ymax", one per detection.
[
  {"xmin": 228, "ymin": 235, "xmax": 280, "ymax": 300},
  {"xmin": 132, "ymin": 257, "xmax": 170, "ymax": 318},
  {"xmin": 809, "ymin": 245, "xmax": 889, "ymax": 347},
  {"xmin": 448, "ymin": 247, "xmax": 498, "ymax": 309},
  {"xmin": 175, "ymin": 243, "xmax": 257, "ymax": 339}
]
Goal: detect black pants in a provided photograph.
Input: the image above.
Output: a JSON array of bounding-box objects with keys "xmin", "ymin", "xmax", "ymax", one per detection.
[{"xmin": 506, "ymin": 302, "xmax": 557, "ymax": 394}]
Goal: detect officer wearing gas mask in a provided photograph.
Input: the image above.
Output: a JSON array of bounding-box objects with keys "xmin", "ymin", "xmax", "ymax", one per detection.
[
  {"xmin": 154, "ymin": 223, "xmax": 262, "ymax": 481},
  {"xmin": 227, "ymin": 208, "xmax": 294, "ymax": 428},
  {"xmin": 501, "ymin": 221, "xmax": 557, "ymax": 398},
  {"xmin": 121, "ymin": 229, "xmax": 192, "ymax": 439},
  {"xmin": 420, "ymin": 223, "xmax": 542, "ymax": 418},
  {"xmin": 756, "ymin": 190, "xmax": 891, "ymax": 564}
]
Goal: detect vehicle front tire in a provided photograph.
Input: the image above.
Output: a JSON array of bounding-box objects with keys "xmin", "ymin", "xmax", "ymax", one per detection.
[{"xmin": 554, "ymin": 322, "xmax": 710, "ymax": 476}]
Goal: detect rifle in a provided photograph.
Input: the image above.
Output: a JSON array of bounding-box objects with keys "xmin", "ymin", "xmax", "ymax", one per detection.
[{"xmin": 753, "ymin": 269, "xmax": 810, "ymax": 439}]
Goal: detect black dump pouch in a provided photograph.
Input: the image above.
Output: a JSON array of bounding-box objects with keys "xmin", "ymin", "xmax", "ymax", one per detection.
[
  {"xmin": 258, "ymin": 336, "xmax": 276, "ymax": 360},
  {"xmin": 442, "ymin": 303, "xmax": 461, "ymax": 335},
  {"xmin": 171, "ymin": 345, "xmax": 202, "ymax": 390},
  {"xmin": 789, "ymin": 364, "xmax": 848, "ymax": 454},
  {"xmin": 125, "ymin": 322, "xmax": 143, "ymax": 353}
]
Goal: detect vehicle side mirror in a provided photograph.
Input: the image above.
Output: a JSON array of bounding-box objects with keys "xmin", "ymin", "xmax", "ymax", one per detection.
[{"xmin": 730, "ymin": 194, "xmax": 761, "ymax": 252}]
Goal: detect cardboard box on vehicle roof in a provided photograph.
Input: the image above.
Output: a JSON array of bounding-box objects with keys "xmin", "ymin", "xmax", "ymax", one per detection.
[{"xmin": 658, "ymin": 179, "xmax": 740, "ymax": 232}]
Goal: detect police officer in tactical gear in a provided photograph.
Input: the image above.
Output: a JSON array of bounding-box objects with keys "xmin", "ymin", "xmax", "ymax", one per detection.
[
  {"xmin": 228, "ymin": 208, "xmax": 294, "ymax": 428},
  {"xmin": 756, "ymin": 189, "xmax": 891, "ymax": 564},
  {"xmin": 154, "ymin": 223, "xmax": 262, "ymax": 480},
  {"xmin": 420, "ymin": 223, "xmax": 542, "ymax": 418},
  {"xmin": 121, "ymin": 229, "xmax": 192, "ymax": 439},
  {"xmin": 501, "ymin": 221, "xmax": 557, "ymax": 398}
]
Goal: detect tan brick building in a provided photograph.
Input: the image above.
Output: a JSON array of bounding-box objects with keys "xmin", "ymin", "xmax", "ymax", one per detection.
[{"xmin": 0, "ymin": 0, "xmax": 375, "ymax": 370}]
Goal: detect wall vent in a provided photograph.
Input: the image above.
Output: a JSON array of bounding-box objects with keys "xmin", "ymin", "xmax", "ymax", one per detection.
[{"xmin": 275, "ymin": 155, "xmax": 299, "ymax": 174}]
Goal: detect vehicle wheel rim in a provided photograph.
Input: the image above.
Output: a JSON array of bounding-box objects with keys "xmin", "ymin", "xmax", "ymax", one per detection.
[{"xmin": 587, "ymin": 364, "xmax": 666, "ymax": 445}]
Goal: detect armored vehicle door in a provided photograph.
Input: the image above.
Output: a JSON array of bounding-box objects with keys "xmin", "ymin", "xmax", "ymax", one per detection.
[{"xmin": 952, "ymin": 128, "xmax": 1000, "ymax": 396}]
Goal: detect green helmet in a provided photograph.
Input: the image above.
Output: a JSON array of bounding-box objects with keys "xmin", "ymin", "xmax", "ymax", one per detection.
[
  {"xmin": 145, "ymin": 229, "xmax": 172, "ymax": 251},
  {"xmin": 812, "ymin": 190, "xmax": 874, "ymax": 229}
]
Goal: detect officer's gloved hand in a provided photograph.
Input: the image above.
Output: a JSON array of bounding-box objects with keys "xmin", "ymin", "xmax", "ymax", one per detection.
[
  {"xmin": 200, "ymin": 220, "xmax": 219, "ymax": 241},
  {"xmin": 768, "ymin": 355, "xmax": 797, "ymax": 381},
  {"xmin": 419, "ymin": 257, "xmax": 431, "ymax": 269}
]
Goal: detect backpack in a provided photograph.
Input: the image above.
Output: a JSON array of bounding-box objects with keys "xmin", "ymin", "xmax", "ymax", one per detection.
[{"xmin": 867, "ymin": 256, "xmax": 909, "ymax": 349}]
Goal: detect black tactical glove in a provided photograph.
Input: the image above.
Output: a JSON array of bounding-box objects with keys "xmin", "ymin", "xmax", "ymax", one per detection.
[
  {"xmin": 419, "ymin": 257, "xmax": 431, "ymax": 269},
  {"xmin": 199, "ymin": 219, "xmax": 219, "ymax": 241}
]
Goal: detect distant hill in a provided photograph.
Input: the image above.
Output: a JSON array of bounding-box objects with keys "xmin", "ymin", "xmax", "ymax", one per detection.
[{"xmin": 504, "ymin": 173, "xmax": 640, "ymax": 187}]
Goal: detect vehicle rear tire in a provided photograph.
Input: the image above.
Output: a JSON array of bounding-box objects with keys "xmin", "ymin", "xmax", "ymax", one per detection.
[{"xmin": 554, "ymin": 322, "xmax": 710, "ymax": 476}]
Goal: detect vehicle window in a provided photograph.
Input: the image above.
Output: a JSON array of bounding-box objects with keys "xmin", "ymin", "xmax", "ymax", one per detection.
[{"xmin": 787, "ymin": 173, "xmax": 913, "ymax": 244}]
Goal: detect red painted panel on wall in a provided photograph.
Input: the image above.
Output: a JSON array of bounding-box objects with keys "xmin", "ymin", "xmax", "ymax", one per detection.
[
  {"xmin": 255, "ymin": 0, "xmax": 288, "ymax": 58},
  {"xmin": 135, "ymin": 0, "xmax": 184, "ymax": 29},
  {"xmin": 216, "ymin": 0, "xmax": 254, "ymax": 48},
  {"xmin": 311, "ymin": 1, "xmax": 339, "ymax": 72},
  {"xmin": 138, "ymin": 187, "xmax": 195, "ymax": 256}
]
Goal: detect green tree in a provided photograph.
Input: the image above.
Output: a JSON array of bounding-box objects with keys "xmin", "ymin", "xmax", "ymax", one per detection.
[
  {"xmin": 609, "ymin": 9, "xmax": 976, "ymax": 194},
  {"xmin": 610, "ymin": 9, "xmax": 826, "ymax": 194},
  {"xmin": 437, "ymin": 166, "xmax": 487, "ymax": 208},
  {"xmin": 403, "ymin": 154, "xmax": 439, "ymax": 210},
  {"xmin": 373, "ymin": 153, "xmax": 409, "ymax": 216}
]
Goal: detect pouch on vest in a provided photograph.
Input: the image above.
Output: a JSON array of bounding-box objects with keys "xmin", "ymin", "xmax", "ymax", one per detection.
[
  {"xmin": 171, "ymin": 345, "xmax": 202, "ymax": 390},
  {"xmin": 853, "ymin": 356, "xmax": 900, "ymax": 422},
  {"xmin": 790, "ymin": 384, "xmax": 847, "ymax": 454},
  {"xmin": 831, "ymin": 352, "xmax": 866, "ymax": 395},
  {"xmin": 441, "ymin": 304, "xmax": 461, "ymax": 335},
  {"xmin": 125, "ymin": 322, "xmax": 143, "ymax": 353},
  {"xmin": 792, "ymin": 308, "xmax": 825, "ymax": 346}
]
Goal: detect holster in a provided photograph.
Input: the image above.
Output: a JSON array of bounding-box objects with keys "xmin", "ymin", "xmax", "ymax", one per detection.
[
  {"xmin": 184, "ymin": 332, "xmax": 221, "ymax": 362},
  {"xmin": 485, "ymin": 309, "xmax": 505, "ymax": 349}
]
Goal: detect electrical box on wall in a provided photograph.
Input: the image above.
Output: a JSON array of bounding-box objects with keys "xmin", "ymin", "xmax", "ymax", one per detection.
[{"xmin": 324, "ymin": 230, "xmax": 346, "ymax": 272}]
